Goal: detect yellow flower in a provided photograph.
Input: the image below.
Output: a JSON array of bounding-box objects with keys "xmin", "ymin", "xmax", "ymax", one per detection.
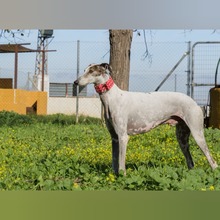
[
  {"xmin": 107, "ymin": 173, "xmax": 115, "ymax": 182},
  {"xmin": 209, "ymin": 185, "xmax": 215, "ymax": 191},
  {"xmin": 73, "ymin": 183, "xmax": 79, "ymax": 188}
]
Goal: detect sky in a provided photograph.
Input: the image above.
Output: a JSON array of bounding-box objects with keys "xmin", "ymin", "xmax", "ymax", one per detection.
[{"xmin": 1, "ymin": 29, "xmax": 220, "ymax": 44}]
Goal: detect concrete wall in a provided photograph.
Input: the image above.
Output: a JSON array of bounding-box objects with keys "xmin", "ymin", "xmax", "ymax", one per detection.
[
  {"xmin": 0, "ymin": 89, "xmax": 47, "ymax": 115},
  {"xmin": 0, "ymin": 90, "xmax": 102, "ymax": 118},
  {"xmin": 47, "ymin": 97, "xmax": 102, "ymax": 118}
]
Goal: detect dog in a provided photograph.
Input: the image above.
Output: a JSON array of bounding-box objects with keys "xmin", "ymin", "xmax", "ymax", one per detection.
[{"xmin": 74, "ymin": 63, "xmax": 218, "ymax": 174}]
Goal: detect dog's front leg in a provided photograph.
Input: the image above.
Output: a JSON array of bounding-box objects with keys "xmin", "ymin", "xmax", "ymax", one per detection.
[
  {"xmin": 105, "ymin": 119, "xmax": 120, "ymax": 174},
  {"xmin": 105, "ymin": 118, "xmax": 128, "ymax": 175},
  {"xmin": 118, "ymin": 134, "xmax": 129, "ymax": 175},
  {"xmin": 112, "ymin": 137, "xmax": 119, "ymax": 174}
]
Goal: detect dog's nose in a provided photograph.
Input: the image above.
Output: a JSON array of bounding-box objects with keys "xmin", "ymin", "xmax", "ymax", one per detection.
[{"xmin": 74, "ymin": 80, "xmax": 79, "ymax": 85}]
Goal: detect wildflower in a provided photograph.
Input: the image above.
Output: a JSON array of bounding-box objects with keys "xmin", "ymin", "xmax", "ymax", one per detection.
[
  {"xmin": 209, "ymin": 185, "xmax": 215, "ymax": 191},
  {"xmin": 73, "ymin": 183, "xmax": 79, "ymax": 189},
  {"xmin": 106, "ymin": 173, "xmax": 115, "ymax": 182}
]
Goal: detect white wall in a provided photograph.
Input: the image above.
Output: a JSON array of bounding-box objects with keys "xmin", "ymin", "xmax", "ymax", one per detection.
[
  {"xmin": 33, "ymin": 74, "xmax": 50, "ymax": 92},
  {"xmin": 47, "ymin": 97, "xmax": 102, "ymax": 118}
]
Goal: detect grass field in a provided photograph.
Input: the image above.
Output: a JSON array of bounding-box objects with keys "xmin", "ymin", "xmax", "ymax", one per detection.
[{"xmin": 0, "ymin": 111, "xmax": 220, "ymax": 190}]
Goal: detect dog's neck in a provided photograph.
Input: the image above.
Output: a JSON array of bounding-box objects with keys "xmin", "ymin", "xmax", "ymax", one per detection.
[{"xmin": 94, "ymin": 76, "xmax": 114, "ymax": 94}]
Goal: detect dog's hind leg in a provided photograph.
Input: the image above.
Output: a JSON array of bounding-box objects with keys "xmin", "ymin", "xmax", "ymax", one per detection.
[
  {"xmin": 190, "ymin": 128, "xmax": 218, "ymax": 170},
  {"xmin": 176, "ymin": 120, "xmax": 194, "ymax": 169},
  {"xmin": 185, "ymin": 108, "xmax": 218, "ymax": 170}
]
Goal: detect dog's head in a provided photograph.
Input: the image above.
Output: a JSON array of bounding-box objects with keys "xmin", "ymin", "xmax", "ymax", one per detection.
[{"xmin": 74, "ymin": 63, "xmax": 112, "ymax": 86}]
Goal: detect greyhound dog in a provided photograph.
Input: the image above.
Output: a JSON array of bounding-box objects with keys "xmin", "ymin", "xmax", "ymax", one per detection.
[{"xmin": 74, "ymin": 63, "xmax": 218, "ymax": 174}]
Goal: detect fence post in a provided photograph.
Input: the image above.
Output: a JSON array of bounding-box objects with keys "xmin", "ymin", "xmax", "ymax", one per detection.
[
  {"xmin": 186, "ymin": 41, "xmax": 191, "ymax": 96},
  {"xmin": 42, "ymin": 50, "xmax": 45, "ymax": 91},
  {"xmin": 76, "ymin": 40, "xmax": 80, "ymax": 123}
]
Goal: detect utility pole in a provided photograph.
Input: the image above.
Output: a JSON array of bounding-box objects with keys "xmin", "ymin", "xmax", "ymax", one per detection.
[{"xmin": 34, "ymin": 30, "xmax": 54, "ymax": 91}]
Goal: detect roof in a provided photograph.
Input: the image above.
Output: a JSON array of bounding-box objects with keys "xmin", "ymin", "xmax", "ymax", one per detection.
[
  {"xmin": 0, "ymin": 43, "xmax": 56, "ymax": 53},
  {"xmin": 0, "ymin": 43, "xmax": 56, "ymax": 90},
  {"xmin": 0, "ymin": 43, "xmax": 38, "ymax": 53}
]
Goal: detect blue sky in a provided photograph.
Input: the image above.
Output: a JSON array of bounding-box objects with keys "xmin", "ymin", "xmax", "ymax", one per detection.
[{"xmin": 1, "ymin": 29, "xmax": 220, "ymax": 44}]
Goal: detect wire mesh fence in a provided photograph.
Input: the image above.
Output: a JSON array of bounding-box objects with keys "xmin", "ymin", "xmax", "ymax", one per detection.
[
  {"xmin": 192, "ymin": 42, "xmax": 220, "ymax": 106},
  {"xmin": 1, "ymin": 40, "xmax": 220, "ymax": 119}
]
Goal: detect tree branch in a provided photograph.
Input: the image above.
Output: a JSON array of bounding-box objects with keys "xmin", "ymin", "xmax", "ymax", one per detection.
[
  {"xmin": 142, "ymin": 30, "xmax": 153, "ymax": 64},
  {"xmin": 0, "ymin": 29, "xmax": 29, "ymax": 43}
]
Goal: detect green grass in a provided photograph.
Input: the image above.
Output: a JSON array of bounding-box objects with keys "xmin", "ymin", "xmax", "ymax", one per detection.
[{"xmin": 0, "ymin": 111, "xmax": 220, "ymax": 190}]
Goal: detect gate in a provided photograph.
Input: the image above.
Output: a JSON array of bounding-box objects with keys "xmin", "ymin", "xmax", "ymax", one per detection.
[{"xmin": 191, "ymin": 41, "xmax": 220, "ymax": 106}]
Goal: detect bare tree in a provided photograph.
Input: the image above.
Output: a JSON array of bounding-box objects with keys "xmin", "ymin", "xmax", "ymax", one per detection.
[
  {"xmin": 109, "ymin": 30, "xmax": 133, "ymax": 91},
  {"xmin": 0, "ymin": 29, "xmax": 29, "ymax": 42}
]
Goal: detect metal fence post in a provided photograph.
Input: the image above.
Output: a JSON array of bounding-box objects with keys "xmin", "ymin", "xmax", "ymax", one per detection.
[
  {"xmin": 186, "ymin": 41, "xmax": 191, "ymax": 96},
  {"xmin": 76, "ymin": 40, "xmax": 80, "ymax": 123},
  {"xmin": 42, "ymin": 50, "xmax": 45, "ymax": 91}
]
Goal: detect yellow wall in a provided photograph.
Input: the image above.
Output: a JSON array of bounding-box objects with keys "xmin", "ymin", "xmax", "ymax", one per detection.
[{"xmin": 0, "ymin": 89, "xmax": 47, "ymax": 115}]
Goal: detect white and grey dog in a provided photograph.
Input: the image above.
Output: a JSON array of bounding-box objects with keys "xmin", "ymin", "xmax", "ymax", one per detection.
[{"xmin": 74, "ymin": 63, "xmax": 218, "ymax": 174}]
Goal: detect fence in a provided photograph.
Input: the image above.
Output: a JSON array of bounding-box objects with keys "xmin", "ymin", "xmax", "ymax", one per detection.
[
  {"xmin": 191, "ymin": 42, "xmax": 220, "ymax": 106},
  {"xmin": 1, "ymin": 40, "xmax": 220, "ymax": 118}
]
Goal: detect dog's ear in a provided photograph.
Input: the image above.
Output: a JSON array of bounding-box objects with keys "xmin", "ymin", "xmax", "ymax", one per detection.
[
  {"xmin": 100, "ymin": 63, "xmax": 112, "ymax": 74},
  {"xmin": 100, "ymin": 63, "xmax": 109, "ymax": 70}
]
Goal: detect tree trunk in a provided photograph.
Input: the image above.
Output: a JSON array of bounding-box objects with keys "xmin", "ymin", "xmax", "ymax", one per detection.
[{"xmin": 109, "ymin": 30, "xmax": 133, "ymax": 91}]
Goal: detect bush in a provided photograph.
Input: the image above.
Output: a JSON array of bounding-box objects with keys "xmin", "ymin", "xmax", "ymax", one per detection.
[
  {"xmin": 32, "ymin": 113, "xmax": 102, "ymax": 125},
  {"xmin": 0, "ymin": 111, "xmax": 102, "ymax": 127},
  {"xmin": 0, "ymin": 111, "xmax": 34, "ymax": 127}
]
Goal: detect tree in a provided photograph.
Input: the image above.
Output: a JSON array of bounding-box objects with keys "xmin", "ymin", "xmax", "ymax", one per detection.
[
  {"xmin": 109, "ymin": 30, "xmax": 133, "ymax": 91},
  {"xmin": 0, "ymin": 29, "xmax": 29, "ymax": 42}
]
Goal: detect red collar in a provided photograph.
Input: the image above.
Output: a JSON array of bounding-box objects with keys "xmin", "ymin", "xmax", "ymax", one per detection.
[{"xmin": 94, "ymin": 77, "xmax": 114, "ymax": 94}]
